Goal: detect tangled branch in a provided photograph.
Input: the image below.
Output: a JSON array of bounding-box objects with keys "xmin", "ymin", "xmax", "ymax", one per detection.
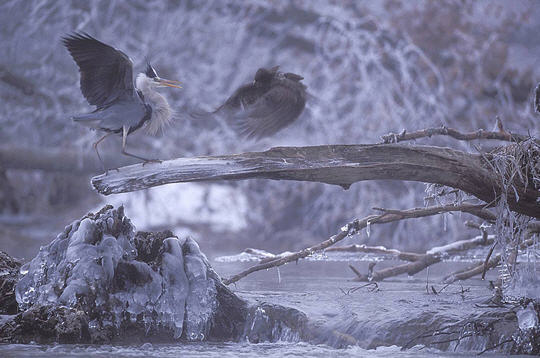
[{"xmin": 222, "ymin": 203, "xmax": 495, "ymax": 285}]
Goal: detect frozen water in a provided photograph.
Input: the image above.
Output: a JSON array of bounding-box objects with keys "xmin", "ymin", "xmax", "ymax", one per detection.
[
  {"xmin": 504, "ymin": 263, "xmax": 540, "ymax": 300},
  {"xmin": 15, "ymin": 206, "xmax": 218, "ymax": 341},
  {"xmin": 184, "ymin": 238, "xmax": 217, "ymax": 341},
  {"xmin": 516, "ymin": 303, "xmax": 539, "ymax": 331}
]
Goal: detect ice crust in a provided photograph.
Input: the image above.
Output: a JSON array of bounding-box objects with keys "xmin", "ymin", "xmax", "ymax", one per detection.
[
  {"xmin": 15, "ymin": 206, "xmax": 217, "ymax": 341},
  {"xmin": 517, "ymin": 303, "xmax": 539, "ymax": 331}
]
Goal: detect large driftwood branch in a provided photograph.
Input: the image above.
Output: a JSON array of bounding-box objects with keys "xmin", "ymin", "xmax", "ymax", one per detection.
[
  {"xmin": 91, "ymin": 144, "xmax": 540, "ymax": 219},
  {"xmin": 0, "ymin": 145, "xmax": 137, "ymax": 174},
  {"xmin": 222, "ymin": 203, "xmax": 495, "ymax": 285}
]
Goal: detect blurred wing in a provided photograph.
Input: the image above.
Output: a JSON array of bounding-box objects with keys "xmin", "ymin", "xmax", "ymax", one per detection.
[
  {"xmin": 63, "ymin": 32, "xmax": 134, "ymax": 107},
  {"xmin": 234, "ymin": 84, "xmax": 306, "ymax": 139}
]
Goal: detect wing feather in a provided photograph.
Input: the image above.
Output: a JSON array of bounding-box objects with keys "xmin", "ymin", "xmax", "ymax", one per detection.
[
  {"xmin": 234, "ymin": 84, "xmax": 306, "ymax": 139},
  {"xmin": 63, "ymin": 32, "xmax": 134, "ymax": 108}
]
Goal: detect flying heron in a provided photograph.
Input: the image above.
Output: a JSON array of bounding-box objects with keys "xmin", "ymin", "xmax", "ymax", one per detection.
[
  {"xmin": 62, "ymin": 32, "xmax": 181, "ymax": 168},
  {"xmin": 194, "ymin": 66, "xmax": 307, "ymax": 139}
]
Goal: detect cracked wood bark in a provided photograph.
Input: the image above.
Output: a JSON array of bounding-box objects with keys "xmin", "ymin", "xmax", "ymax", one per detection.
[{"xmin": 91, "ymin": 144, "xmax": 540, "ymax": 219}]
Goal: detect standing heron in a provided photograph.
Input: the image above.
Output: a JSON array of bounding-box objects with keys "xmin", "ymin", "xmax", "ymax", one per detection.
[
  {"xmin": 63, "ymin": 32, "xmax": 181, "ymax": 168},
  {"xmin": 194, "ymin": 66, "xmax": 307, "ymax": 139}
]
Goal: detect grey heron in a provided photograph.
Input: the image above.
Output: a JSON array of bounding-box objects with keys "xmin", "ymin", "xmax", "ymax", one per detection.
[
  {"xmin": 194, "ymin": 66, "xmax": 306, "ymax": 139},
  {"xmin": 63, "ymin": 32, "xmax": 181, "ymax": 168}
]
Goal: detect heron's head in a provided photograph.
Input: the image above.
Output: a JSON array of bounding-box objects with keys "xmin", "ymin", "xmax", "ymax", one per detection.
[
  {"xmin": 137, "ymin": 62, "xmax": 182, "ymax": 90},
  {"xmin": 254, "ymin": 66, "xmax": 279, "ymax": 86}
]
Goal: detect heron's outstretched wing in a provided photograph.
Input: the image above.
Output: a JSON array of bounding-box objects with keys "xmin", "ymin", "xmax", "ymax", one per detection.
[
  {"xmin": 63, "ymin": 32, "xmax": 134, "ymax": 108},
  {"xmin": 233, "ymin": 83, "xmax": 306, "ymax": 139}
]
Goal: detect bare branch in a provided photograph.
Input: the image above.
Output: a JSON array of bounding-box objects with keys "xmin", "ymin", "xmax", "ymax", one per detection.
[
  {"xmin": 426, "ymin": 235, "xmax": 495, "ymax": 255},
  {"xmin": 222, "ymin": 203, "xmax": 495, "ymax": 285},
  {"xmin": 380, "ymin": 126, "xmax": 536, "ymax": 144},
  {"xmin": 350, "ymin": 233, "xmax": 497, "ymax": 282},
  {"xmin": 350, "ymin": 255, "xmax": 441, "ymax": 282},
  {"xmin": 481, "ymin": 244, "xmax": 497, "ymax": 280},
  {"xmin": 327, "ymin": 244, "xmax": 424, "ymax": 261},
  {"xmin": 443, "ymin": 256, "xmax": 501, "ymax": 284},
  {"xmin": 443, "ymin": 227, "xmax": 539, "ymax": 283}
]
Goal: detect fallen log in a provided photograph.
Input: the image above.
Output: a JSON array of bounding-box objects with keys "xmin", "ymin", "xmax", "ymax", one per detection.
[{"xmin": 91, "ymin": 144, "xmax": 540, "ymax": 219}]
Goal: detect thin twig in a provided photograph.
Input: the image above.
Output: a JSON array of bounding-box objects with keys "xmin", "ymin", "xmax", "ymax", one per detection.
[
  {"xmin": 348, "ymin": 264, "xmax": 363, "ymax": 279},
  {"xmin": 477, "ymin": 338, "xmax": 514, "ymax": 355},
  {"xmin": 340, "ymin": 282, "xmax": 379, "ymax": 295}
]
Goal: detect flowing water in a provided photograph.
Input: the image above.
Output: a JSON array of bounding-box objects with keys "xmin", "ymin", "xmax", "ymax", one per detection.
[{"xmin": 1, "ymin": 254, "xmax": 532, "ymax": 357}]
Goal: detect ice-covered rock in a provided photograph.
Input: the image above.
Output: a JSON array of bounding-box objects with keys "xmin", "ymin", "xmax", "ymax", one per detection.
[
  {"xmin": 0, "ymin": 250, "xmax": 21, "ymax": 314},
  {"xmin": 0, "ymin": 205, "xmax": 309, "ymax": 345},
  {"xmin": 517, "ymin": 303, "xmax": 539, "ymax": 331},
  {"xmin": 242, "ymin": 303, "xmax": 308, "ymax": 343},
  {"xmin": 10, "ymin": 205, "xmax": 236, "ymax": 343}
]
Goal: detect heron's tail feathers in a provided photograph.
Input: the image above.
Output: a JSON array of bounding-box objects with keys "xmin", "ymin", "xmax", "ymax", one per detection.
[{"xmin": 72, "ymin": 113, "xmax": 101, "ymax": 128}]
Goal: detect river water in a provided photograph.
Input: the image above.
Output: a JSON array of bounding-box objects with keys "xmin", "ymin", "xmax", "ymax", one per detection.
[{"xmin": 0, "ymin": 255, "xmax": 532, "ymax": 357}]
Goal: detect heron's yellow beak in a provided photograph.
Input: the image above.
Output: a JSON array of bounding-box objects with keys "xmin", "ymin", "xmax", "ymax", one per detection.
[{"xmin": 157, "ymin": 78, "xmax": 182, "ymax": 89}]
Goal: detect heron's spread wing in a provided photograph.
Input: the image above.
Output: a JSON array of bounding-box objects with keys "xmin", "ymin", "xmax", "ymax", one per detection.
[
  {"xmin": 63, "ymin": 32, "xmax": 134, "ymax": 108},
  {"xmin": 234, "ymin": 83, "xmax": 306, "ymax": 139}
]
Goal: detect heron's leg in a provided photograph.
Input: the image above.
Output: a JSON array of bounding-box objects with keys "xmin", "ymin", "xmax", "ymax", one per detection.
[
  {"xmin": 93, "ymin": 132, "xmax": 113, "ymax": 172},
  {"xmin": 121, "ymin": 126, "xmax": 161, "ymax": 164}
]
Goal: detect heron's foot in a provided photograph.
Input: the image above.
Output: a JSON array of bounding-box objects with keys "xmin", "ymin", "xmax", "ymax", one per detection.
[
  {"xmin": 103, "ymin": 167, "xmax": 120, "ymax": 176},
  {"xmin": 142, "ymin": 158, "xmax": 162, "ymax": 166}
]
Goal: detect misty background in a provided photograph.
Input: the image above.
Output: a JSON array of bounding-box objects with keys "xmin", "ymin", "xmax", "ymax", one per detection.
[{"xmin": 1, "ymin": 0, "xmax": 539, "ymax": 260}]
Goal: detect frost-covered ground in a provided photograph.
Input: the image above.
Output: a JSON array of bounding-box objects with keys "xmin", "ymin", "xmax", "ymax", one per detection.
[{"xmin": 1, "ymin": 1, "xmax": 539, "ymax": 258}]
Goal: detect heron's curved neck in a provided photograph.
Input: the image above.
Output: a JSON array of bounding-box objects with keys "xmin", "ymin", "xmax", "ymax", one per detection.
[{"xmin": 136, "ymin": 74, "xmax": 172, "ymax": 135}]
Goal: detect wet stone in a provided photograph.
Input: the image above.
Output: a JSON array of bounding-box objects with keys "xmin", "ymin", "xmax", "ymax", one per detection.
[{"xmin": 0, "ymin": 250, "xmax": 22, "ymax": 315}]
